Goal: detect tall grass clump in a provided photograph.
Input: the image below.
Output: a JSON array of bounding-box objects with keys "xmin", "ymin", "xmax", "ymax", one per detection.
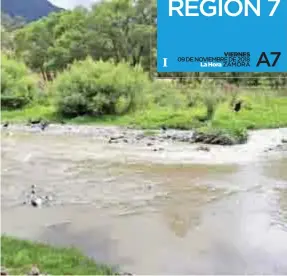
[{"xmin": 199, "ymin": 80, "xmax": 226, "ymax": 120}]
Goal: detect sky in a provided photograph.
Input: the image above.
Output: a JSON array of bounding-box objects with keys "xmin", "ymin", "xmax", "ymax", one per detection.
[{"xmin": 49, "ymin": 0, "xmax": 96, "ymax": 9}]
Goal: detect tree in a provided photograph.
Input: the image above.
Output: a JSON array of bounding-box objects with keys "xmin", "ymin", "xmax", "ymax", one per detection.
[
  {"xmin": 1, "ymin": 25, "xmax": 14, "ymax": 52},
  {"xmin": 13, "ymin": 0, "xmax": 156, "ymax": 75},
  {"xmin": 1, "ymin": 12, "xmax": 26, "ymax": 31},
  {"xmin": 14, "ymin": 11, "xmax": 66, "ymax": 80},
  {"xmin": 11, "ymin": 0, "xmax": 286, "ymax": 88},
  {"xmin": 1, "ymin": 54, "xmax": 38, "ymax": 109}
]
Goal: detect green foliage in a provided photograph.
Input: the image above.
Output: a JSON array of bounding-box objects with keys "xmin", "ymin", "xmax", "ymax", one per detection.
[
  {"xmin": 86, "ymin": 0, "xmax": 156, "ymax": 68},
  {"xmin": 145, "ymin": 80, "xmax": 188, "ymax": 109},
  {"xmin": 10, "ymin": 0, "xmax": 287, "ymax": 87},
  {"xmin": 2, "ymin": 89, "xmax": 287, "ymax": 145},
  {"xmin": 50, "ymin": 58, "xmax": 149, "ymax": 117},
  {"xmin": 13, "ymin": 0, "xmax": 155, "ymax": 74},
  {"xmin": 198, "ymin": 79, "xmax": 226, "ymax": 120},
  {"xmin": 1, "ymin": 12, "xmax": 26, "ymax": 31},
  {"xmin": 1, "ymin": 235, "xmax": 114, "ymax": 275},
  {"xmin": 1, "ymin": 25, "xmax": 14, "ymax": 52},
  {"xmin": 2, "ymin": 0, "xmax": 287, "ymax": 145},
  {"xmin": 14, "ymin": 12, "xmax": 64, "ymax": 71},
  {"xmin": 1, "ymin": 105, "xmax": 57, "ymax": 123},
  {"xmin": 1, "ymin": 54, "xmax": 38, "ymax": 109}
]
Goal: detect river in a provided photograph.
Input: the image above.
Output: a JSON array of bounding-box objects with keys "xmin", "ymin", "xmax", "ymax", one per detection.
[{"xmin": 1, "ymin": 126, "xmax": 287, "ymax": 274}]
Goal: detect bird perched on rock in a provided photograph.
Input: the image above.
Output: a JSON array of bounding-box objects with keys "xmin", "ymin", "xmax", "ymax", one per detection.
[{"xmin": 234, "ymin": 100, "xmax": 242, "ymax": 113}]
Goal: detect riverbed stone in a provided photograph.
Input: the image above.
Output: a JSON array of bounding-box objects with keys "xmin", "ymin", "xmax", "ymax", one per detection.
[
  {"xmin": 135, "ymin": 134, "xmax": 145, "ymax": 140},
  {"xmin": 153, "ymin": 147, "xmax": 164, "ymax": 152},
  {"xmin": 275, "ymin": 144, "xmax": 287, "ymax": 151},
  {"xmin": 108, "ymin": 137, "xmax": 120, "ymax": 144},
  {"xmin": 196, "ymin": 146, "xmax": 210, "ymax": 152},
  {"xmin": 265, "ymin": 144, "xmax": 287, "ymax": 152}
]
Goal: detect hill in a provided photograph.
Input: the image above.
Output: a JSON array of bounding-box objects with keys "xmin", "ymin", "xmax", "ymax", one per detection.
[{"xmin": 1, "ymin": 0, "xmax": 63, "ymax": 22}]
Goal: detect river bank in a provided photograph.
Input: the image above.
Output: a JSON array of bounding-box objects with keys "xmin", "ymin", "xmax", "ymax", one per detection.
[
  {"xmin": 2, "ymin": 124, "xmax": 287, "ymax": 165},
  {"xmin": 2, "ymin": 93, "xmax": 287, "ymax": 145}
]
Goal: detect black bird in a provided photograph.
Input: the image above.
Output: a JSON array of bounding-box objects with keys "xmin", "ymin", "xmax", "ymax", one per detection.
[
  {"xmin": 2, "ymin": 122, "xmax": 9, "ymax": 128},
  {"xmin": 234, "ymin": 100, "xmax": 242, "ymax": 113},
  {"xmin": 40, "ymin": 120, "xmax": 49, "ymax": 131},
  {"xmin": 28, "ymin": 118, "xmax": 42, "ymax": 125},
  {"xmin": 161, "ymin": 125, "xmax": 167, "ymax": 131}
]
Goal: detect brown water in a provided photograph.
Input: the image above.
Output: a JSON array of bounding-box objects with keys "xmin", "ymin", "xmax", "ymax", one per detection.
[{"xmin": 1, "ymin": 130, "xmax": 287, "ymax": 274}]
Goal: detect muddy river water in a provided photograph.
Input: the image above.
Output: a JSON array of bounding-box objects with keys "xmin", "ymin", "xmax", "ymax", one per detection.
[{"xmin": 1, "ymin": 126, "xmax": 287, "ymax": 274}]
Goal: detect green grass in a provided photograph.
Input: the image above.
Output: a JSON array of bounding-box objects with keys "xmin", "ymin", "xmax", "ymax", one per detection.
[
  {"xmin": 2, "ymin": 93, "xmax": 287, "ymax": 144},
  {"xmin": 1, "ymin": 105, "xmax": 58, "ymax": 123},
  {"xmin": 1, "ymin": 235, "xmax": 114, "ymax": 275},
  {"xmin": 212, "ymin": 96, "xmax": 287, "ymax": 130}
]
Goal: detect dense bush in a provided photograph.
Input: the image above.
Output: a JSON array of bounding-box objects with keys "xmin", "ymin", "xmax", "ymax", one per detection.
[
  {"xmin": 50, "ymin": 58, "xmax": 149, "ymax": 117},
  {"xmin": 1, "ymin": 54, "xmax": 38, "ymax": 109}
]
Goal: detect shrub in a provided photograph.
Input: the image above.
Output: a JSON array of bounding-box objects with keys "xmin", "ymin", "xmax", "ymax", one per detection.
[
  {"xmin": 50, "ymin": 58, "xmax": 149, "ymax": 117},
  {"xmin": 1, "ymin": 95, "xmax": 28, "ymax": 109},
  {"xmin": 1, "ymin": 54, "xmax": 38, "ymax": 109}
]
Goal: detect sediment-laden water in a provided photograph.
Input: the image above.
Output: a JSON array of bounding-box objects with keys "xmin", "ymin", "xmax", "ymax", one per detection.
[{"xmin": 1, "ymin": 125, "xmax": 287, "ymax": 274}]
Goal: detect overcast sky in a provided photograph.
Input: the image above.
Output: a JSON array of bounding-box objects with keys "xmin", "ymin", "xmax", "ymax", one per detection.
[{"xmin": 49, "ymin": 0, "xmax": 96, "ymax": 9}]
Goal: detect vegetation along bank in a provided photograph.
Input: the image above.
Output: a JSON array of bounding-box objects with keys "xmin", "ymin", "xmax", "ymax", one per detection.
[{"xmin": 1, "ymin": 0, "xmax": 287, "ymax": 145}]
